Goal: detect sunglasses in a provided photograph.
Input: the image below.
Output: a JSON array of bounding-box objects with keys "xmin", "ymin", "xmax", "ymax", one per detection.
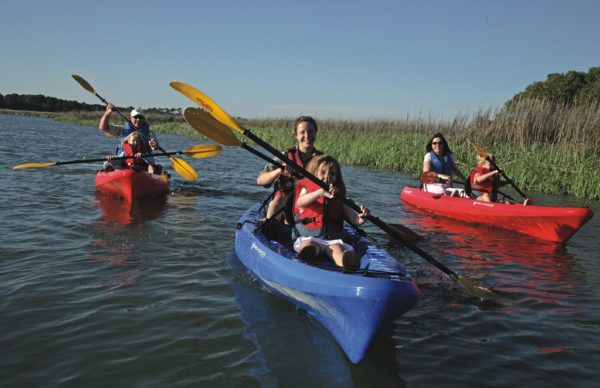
[
  {"xmin": 432, "ymin": 141, "xmax": 444, "ymax": 145},
  {"xmin": 133, "ymin": 115, "xmax": 144, "ymax": 120}
]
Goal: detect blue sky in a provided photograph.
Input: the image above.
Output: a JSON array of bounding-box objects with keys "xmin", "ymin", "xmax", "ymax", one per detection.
[{"xmin": 1, "ymin": 0, "xmax": 598, "ymax": 119}]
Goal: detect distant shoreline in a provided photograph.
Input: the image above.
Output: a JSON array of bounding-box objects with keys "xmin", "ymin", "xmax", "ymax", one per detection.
[
  {"xmin": 3, "ymin": 107, "xmax": 599, "ymax": 201},
  {"xmin": 0, "ymin": 108, "xmax": 60, "ymax": 118}
]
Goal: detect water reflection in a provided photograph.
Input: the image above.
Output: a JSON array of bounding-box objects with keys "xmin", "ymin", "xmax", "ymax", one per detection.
[
  {"xmin": 87, "ymin": 193, "xmax": 167, "ymax": 286},
  {"xmin": 94, "ymin": 192, "xmax": 167, "ymax": 226},
  {"xmin": 226, "ymin": 252, "xmax": 406, "ymax": 386},
  {"xmin": 400, "ymin": 209, "xmax": 577, "ymax": 308}
]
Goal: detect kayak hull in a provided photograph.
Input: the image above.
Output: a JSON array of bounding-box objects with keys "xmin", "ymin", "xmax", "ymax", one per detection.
[
  {"xmin": 95, "ymin": 169, "xmax": 169, "ymax": 203},
  {"xmin": 400, "ymin": 187, "xmax": 593, "ymax": 243},
  {"xmin": 234, "ymin": 203, "xmax": 420, "ymax": 364}
]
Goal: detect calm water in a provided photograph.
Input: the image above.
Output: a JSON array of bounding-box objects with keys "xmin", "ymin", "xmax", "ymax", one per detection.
[{"xmin": 1, "ymin": 115, "xmax": 599, "ymax": 387}]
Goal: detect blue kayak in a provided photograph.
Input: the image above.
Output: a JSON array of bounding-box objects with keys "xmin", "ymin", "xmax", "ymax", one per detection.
[{"xmin": 234, "ymin": 202, "xmax": 420, "ymax": 364}]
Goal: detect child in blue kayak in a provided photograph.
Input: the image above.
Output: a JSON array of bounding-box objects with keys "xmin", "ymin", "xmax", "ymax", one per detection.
[{"xmin": 292, "ymin": 154, "xmax": 369, "ymax": 271}]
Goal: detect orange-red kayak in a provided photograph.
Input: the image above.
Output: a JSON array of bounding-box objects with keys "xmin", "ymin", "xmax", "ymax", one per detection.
[
  {"xmin": 95, "ymin": 169, "xmax": 169, "ymax": 203},
  {"xmin": 400, "ymin": 187, "xmax": 593, "ymax": 243}
]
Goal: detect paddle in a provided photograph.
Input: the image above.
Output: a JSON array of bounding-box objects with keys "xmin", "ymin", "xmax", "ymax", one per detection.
[
  {"xmin": 183, "ymin": 107, "xmax": 423, "ymax": 244},
  {"xmin": 72, "ymin": 74, "xmax": 198, "ymax": 181},
  {"xmin": 421, "ymin": 171, "xmax": 516, "ymax": 202},
  {"xmin": 172, "ymin": 83, "xmax": 493, "ymax": 298},
  {"xmin": 471, "ymin": 143, "xmax": 531, "ymax": 204},
  {"xmin": 13, "ymin": 144, "xmax": 222, "ymax": 170}
]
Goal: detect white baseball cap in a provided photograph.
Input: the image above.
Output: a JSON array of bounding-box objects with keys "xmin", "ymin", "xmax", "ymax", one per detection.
[{"xmin": 131, "ymin": 108, "xmax": 145, "ymax": 118}]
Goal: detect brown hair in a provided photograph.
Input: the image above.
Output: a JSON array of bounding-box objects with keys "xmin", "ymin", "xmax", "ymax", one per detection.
[
  {"xmin": 305, "ymin": 154, "xmax": 346, "ymax": 192},
  {"xmin": 425, "ymin": 132, "xmax": 453, "ymax": 155},
  {"xmin": 294, "ymin": 116, "xmax": 318, "ymax": 135}
]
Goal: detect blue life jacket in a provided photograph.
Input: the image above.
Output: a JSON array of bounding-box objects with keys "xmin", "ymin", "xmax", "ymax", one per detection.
[{"xmin": 429, "ymin": 151, "xmax": 454, "ymax": 176}]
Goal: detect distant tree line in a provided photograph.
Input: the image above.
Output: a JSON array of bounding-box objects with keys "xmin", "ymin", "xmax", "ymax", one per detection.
[
  {"xmin": 3, "ymin": 67, "xmax": 600, "ymax": 114},
  {"xmin": 0, "ymin": 92, "xmax": 183, "ymax": 116},
  {"xmin": 506, "ymin": 66, "xmax": 600, "ymax": 107},
  {"xmin": 0, "ymin": 93, "xmax": 106, "ymax": 112}
]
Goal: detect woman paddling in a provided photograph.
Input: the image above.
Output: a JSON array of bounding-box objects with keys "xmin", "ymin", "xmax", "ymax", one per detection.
[
  {"xmin": 422, "ymin": 132, "xmax": 466, "ymax": 195},
  {"xmin": 256, "ymin": 116, "xmax": 322, "ymax": 221}
]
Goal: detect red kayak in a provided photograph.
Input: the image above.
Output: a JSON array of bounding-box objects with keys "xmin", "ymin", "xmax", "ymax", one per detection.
[
  {"xmin": 400, "ymin": 187, "xmax": 593, "ymax": 243},
  {"xmin": 95, "ymin": 169, "xmax": 170, "ymax": 203}
]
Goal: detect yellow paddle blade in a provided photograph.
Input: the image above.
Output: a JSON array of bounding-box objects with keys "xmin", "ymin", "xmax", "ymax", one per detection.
[
  {"xmin": 471, "ymin": 143, "xmax": 492, "ymax": 159},
  {"xmin": 13, "ymin": 162, "xmax": 57, "ymax": 169},
  {"xmin": 183, "ymin": 144, "xmax": 223, "ymax": 159},
  {"xmin": 183, "ymin": 107, "xmax": 242, "ymax": 147},
  {"xmin": 71, "ymin": 74, "xmax": 95, "ymax": 94},
  {"xmin": 420, "ymin": 171, "xmax": 438, "ymax": 184},
  {"xmin": 170, "ymin": 81, "xmax": 244, "ymax": 134},
  {"xmin": 169, "ymin": 157, "xmax": 198, "ymax": 181}
]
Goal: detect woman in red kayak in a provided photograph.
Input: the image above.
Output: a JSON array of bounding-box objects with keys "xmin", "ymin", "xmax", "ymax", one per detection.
[
  {"xmin": 292, "ymin": 155, "xmax": 369, "ymax": 271},
  {"xmin": 422, "ymin": 132, "xmax": 466, "ymax": 194}
]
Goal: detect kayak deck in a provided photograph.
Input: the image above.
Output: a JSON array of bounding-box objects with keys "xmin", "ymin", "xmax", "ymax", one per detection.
[
  {"xmin": 95, "ymin": 168, "xmax": 169, "ymax": 203},
  {"xmin": 400, "ymin": 187, "xmax": 593, "ymax": 243}
]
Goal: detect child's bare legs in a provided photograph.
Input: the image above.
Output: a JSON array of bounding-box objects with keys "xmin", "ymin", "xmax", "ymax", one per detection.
[
  {"xmin": 325, "ymin": 244, "xmax": 360, "ymax": 271},
  {"xmin": 477, "ymin": 193, "xmax": 492, "ymax": 202},
  {"xmin": 297, "ymin": 238, "xmax": 320, "ymax": 261}
]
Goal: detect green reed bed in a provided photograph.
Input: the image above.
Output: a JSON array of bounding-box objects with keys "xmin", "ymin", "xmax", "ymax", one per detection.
[
  {"xmin": 247, "ymin": 126, "xmax": 600, "ymax": 200},
  {"xmin": 247, "ymin": 99, "xmax": 600, "ymax": 201},
  {"xmin": 53, "ymin": 98, "xmax": 600, "ymax": 201}
]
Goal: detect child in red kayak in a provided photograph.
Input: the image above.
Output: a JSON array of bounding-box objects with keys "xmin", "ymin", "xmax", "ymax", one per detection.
[
  {"xmin": 293, "ymin": 154, "xmax": 369, "ymax": 271},
  {"xmin": 107, "ymin": 132, "xmax": 155, "ymax": 173},
  {"xmin": 469, "ymin": 154, "xmax": 506, "ymax": 201}
]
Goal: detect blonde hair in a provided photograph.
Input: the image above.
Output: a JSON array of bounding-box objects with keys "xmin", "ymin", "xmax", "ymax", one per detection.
[{"xmin": 123, "ymin": 131, "xmax": 142, "ymax": 144}]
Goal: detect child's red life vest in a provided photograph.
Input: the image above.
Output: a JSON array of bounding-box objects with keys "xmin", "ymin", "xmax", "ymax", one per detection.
[{"xmin": 293, "ymin": 178, "xmax": 346, "ymax": 239}]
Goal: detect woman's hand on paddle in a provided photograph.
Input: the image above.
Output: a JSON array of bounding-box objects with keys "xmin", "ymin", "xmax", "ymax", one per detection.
[{"xmin": 438, "ymin": 173, "xmax": 451, "ymax": 182}]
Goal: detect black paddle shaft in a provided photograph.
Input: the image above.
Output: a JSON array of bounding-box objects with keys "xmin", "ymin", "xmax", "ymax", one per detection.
[{"xmin": 485, "ymin": 156, "xmax": 528, "ymax": 199}]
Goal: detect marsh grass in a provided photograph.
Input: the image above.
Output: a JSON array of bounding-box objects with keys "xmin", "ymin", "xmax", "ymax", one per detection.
[
  {"xmin": 246, "ymin": 99, "xmax": 600, "ymax": 200},
  {"xmin": 53, "ymin": 98, "xmax": 600, "ymax": 200}
]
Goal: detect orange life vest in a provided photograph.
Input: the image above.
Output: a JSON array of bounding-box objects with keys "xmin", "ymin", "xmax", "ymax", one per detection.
[{"xmin": 469, "ymin": 166, "xmax": 497, "ymax": 194}]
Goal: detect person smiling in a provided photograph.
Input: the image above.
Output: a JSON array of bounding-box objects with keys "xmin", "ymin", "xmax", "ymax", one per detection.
[
  {"xmin": 422, "ymin": 132, "xmax": 466, "ymax": 194},
  {"xmin": 99, "ymin": 104, "xmax": 159, "ymax": 156},
  {"xmin": 257, "ymin": 116, "xmax": 323, "ymax": 220}
]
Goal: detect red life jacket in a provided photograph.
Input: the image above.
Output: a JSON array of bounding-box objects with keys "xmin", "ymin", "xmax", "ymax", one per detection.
[
  {"xmin": 274, "ymin": 147, "xmax": 322, "ymax": 193},
  {"xmin": 469, "ymin": 166, "xmax": 497, "ymax": 194},
  {"xmin": 121, "ymin": 143, "xmax": 151, "ymax": 170},
  {"xmin": 293, "ymin": 178, "xmax": 346, "ymax": 239}
]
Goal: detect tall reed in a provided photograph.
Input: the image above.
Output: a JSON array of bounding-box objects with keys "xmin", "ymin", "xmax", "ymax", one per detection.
[{"xmin": 52, "ymin": 99, "xmax": 600, "ymax": 200}]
